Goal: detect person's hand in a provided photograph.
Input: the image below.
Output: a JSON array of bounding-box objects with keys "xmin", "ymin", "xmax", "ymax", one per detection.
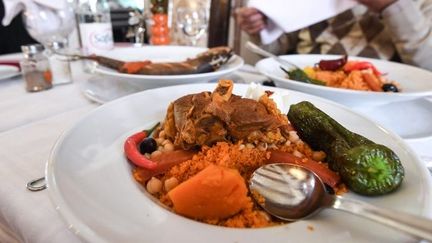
[
  {"xmin": 357, "ymin": 0, "xmax": 398, "ymax": 12},
  {"xmin": 235, "ymin": 7, "xmax": 266, "ymax": 35}
]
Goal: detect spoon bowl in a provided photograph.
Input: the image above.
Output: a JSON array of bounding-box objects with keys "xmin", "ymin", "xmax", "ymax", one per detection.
[
  {"xmin": 250, "ymin": 163, "xmax": 432, "ymax": 241},
  {"xmin": 250, "ymin": 163, "xmax": 331, "ymax": 221}
]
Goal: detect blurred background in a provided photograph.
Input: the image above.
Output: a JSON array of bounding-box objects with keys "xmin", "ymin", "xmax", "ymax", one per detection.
[{"xmin": 0, "ymin": 0, "xmax": 259, "ymax": 63}]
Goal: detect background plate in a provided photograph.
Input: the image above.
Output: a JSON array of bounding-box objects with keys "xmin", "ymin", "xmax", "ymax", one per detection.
[
  {"xmin": 255, "ymin": 54, "xmax": 432, "ymax": 107},
  {"xmin": 92, "ymin": 46, "xmax": 244, "ymax": 89},
  {"xmin": 0, "ymin": 65, "xmax": 20, "ymax": 80}
]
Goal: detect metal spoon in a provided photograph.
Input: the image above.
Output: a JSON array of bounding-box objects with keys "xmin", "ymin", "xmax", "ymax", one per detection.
[
  {"xmin": 245, "ymin": 41, "xmax": 300, "ymax": 69},
  {"xmin": 250, "ymin": 163, "xmax": 432, "ymax": 241}
]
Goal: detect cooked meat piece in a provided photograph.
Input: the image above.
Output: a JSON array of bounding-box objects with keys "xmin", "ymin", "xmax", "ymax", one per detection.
[{"xmin": 163, "ymin": 80, "xmax": 289, "ymax": 149}]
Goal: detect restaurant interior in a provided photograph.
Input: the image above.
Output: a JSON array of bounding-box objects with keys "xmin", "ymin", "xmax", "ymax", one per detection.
[{"xmin": 1, "ymin": 0, "xmax": 432, "ymax": 242}]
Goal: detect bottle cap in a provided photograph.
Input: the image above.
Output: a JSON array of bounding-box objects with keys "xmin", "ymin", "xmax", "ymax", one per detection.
[
  {"xmin": 21, "ymin": 44, "xmax": 44, "ymax": 54},
  {"xmin": 21, "ymin": 44, "xmax": 45, "ymax": 59},
  {"xmin": 48, "ymin": 41, "xmax": 68, "ymax": 50}
]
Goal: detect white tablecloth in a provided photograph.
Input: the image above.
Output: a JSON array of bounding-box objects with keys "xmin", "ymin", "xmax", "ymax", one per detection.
[{"xmin": 0, "ymin": 54, "xmax": 431, "ymax": 243}]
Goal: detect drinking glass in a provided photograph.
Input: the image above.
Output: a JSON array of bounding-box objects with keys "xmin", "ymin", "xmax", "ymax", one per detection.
[
  {"xmin": 22, "ymin": 3, "xmax": 75, "ymax": 47},
  {"xmin": 176, "ymin": 6, "xmax": 208, "ymax": 46}
]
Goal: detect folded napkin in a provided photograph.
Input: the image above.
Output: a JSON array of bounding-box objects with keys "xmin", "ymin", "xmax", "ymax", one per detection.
[{"xmin": 248, "ymin": 0, "xmax": 358, "ymax": 44}]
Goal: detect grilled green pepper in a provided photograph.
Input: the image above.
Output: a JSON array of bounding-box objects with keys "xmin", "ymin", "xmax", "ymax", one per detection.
[
  {"xmin": 287, "ymin": 101, "xmax": 404, "ymax": 196},
  {"xmin": 280, "ymin": 67, "xmax": 326, "ymax": 86}
]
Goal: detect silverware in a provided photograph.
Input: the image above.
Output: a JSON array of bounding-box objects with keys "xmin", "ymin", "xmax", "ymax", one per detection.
[
  {"xmin": 26, "ymin": 177, "xmax": 46, "ymax": 191},
  {"xmin": 250, "ymin": 163, "xmax": 432, "ymax": 241},
  {"xmin": 245, "ymin": 41, "xmax": 300, "ymax": 69}
]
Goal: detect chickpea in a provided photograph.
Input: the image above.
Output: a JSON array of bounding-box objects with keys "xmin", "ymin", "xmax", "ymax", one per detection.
[
  {"xmin": 288, "ymin": 131, "xmax": 300, "ymax": 143},
  {"xmin": 293, "ymin": 150, "xmax": 303, "ymax": 158},
  {"xmin": 159, "ymin": 130, "xmax": 166, "ymax": 139},
  {"xmin": 164, "ymin": 177, "xmax": 179, "ymax": 192},
  {"xmin": 146, "ymin": 177, "xmax": 162, "ymax": 194},
  {"xmin": 246, "ymin": 143, "xmax": 255, "ymax": 149},
  {"xmin": 163, "ymin": 142, "xmax": 175, "ymax": 152},
  {"xmin": 155, "ymin": 138, "xmax": 164, "ymax": 145},
  {"xmin": 238, "ymin": 144, "xmax": 245, "ymax": 150},
  {"xmin": 151, "ymin": 150, "xmax": 162, "ymax": 159},
  {"xmin": 312, "ymin": 151, "xmax": 326, "ymax": 161}
]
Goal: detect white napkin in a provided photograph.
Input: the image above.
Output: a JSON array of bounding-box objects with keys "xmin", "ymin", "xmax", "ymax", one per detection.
[
  {"xmin": 248, "ymin": 0, "xmax": 359, "ymax": 44},
  {"xmin": 2, "ymin": 0, "xmax": 67, "ymax": 26}
]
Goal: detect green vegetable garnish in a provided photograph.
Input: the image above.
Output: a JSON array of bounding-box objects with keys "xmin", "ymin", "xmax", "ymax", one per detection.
[
  {"xmin": 280, "ymin": 67, "xmax": 326, "ymax": 86},
  {"xmin": 287, "ymin": 101, "xmax": 404, "ymax": 196}
]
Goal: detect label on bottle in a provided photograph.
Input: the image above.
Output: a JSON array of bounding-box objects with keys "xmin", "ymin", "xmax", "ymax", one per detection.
[{"xmin": 79, "ymin": 23, "xmax": 114, "ymax": 55}]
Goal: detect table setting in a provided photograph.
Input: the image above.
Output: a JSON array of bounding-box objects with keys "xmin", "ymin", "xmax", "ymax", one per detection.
[{"xmin": 1, "ymin": 0, "xmax": 432, "ymax": 243}]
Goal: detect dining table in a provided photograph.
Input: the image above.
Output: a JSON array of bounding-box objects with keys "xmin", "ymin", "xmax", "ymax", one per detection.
[{"xmin": 0, "ymin": 51, "xmax": 431, "ymax": 243}]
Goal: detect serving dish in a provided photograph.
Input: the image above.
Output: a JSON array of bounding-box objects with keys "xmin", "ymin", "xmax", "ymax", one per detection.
[
  {"xmin": 46, "ymin": 83, "xmax": 432, "ymax": 242},
  {"xmin": 90, "ymin": 46, "xmax": 244, "ymax": 89},
  {"xmin": 255, "ymin": 54, "xmax": 432, "ymax": 107}
]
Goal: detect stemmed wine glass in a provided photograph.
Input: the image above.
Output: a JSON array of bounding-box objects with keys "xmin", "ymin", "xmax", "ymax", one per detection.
[
  {"xmin": 176, "ymin": 6, "xmax": 208, "ymax": 46},
  {"xmin": 22, "ymin": 2, "xmax": 76, "ymax": 48}
]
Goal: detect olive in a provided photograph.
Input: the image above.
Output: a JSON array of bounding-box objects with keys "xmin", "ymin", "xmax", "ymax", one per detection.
[
  {"xmin": 262, "ymin": 80, "xmax": 276, "ymax": 87},
  {"xmin": 382, "ymin": 83, "xmax": 399, "ymax": 92},
  {"xmin": 139, "ymin": 137, "xmax": 157, "ymax": 154}
]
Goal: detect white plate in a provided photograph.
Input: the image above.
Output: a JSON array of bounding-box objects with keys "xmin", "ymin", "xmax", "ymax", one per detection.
[
  {"xmin": 92, "ymin": 46, "xmax": 244, "ymax": 88},
  {"xmin": 0, "ymin": 65, "xmax": 20, "ymax": 80},
  {"xmin": 79, "ymin": 73, "xmax": 248, "ymax": 104},
  {"xmin": 255, "ymin": 54, "xmax": 432, "ymax": 107},
  {"xmin": 355, "ymin": 97, "xmax": 432, "ymax": 141},
  {"xmin": 46, "ymin": 84, "xmax": 432, "ymax": 243}
]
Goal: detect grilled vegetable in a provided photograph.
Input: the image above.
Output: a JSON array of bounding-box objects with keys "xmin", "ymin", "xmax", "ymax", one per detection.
[
  {"xmin": 318, "ymin": 55, "xmax": 347, "ymax": 71},
  {"xmin": 287, "ymin": 101, "xmax": 404, "ymax": 196},
  {"xmin": 66, "ymin": 46, "xmax": 233, "ymax": 75},
  {"xmin": 281, "ymin": 67, "xmax": 326, "ymax": 86}
]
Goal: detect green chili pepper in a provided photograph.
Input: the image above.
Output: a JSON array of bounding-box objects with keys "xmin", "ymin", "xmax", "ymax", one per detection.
[{"xmin": 280, "ymin": 67, "xmax": 326, "ymax": 86}]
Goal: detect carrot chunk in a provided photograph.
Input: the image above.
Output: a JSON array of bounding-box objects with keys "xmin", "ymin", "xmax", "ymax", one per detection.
[
  {"xmin": 120, "ymin": 61, "xmax": 152, "ymax": 74},
  {"xmin": 168, "ymin": 164, "xmax": 248, "ymax": 220}
]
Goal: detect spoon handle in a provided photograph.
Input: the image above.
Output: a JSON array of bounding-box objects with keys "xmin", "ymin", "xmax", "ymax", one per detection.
[{"xmin": 332, "ymin": 196, "xmax": 432, "ymax": 241}]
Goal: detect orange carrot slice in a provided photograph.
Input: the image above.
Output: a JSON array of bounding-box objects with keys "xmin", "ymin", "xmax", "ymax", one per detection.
[
  {"xmin": 362, "ymin": 72, "xmax": 382, "ymax": 92},
  {"xmin": 168, "ymin": 164, "xmax": 249, "ymax": 220},
  {"xmin": 120, "ymin": 61, "xmax": 152, "ymax": 74}
]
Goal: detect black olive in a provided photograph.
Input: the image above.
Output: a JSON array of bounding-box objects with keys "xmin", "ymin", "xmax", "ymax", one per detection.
[
  {"xmin": 139, "ymin": 137, "xmax": 157, "ymax": 154},
  {"xmin": 262, "ymin": 80, "xmax": 276, "ymax": 87},
  {"xmin": 382, "ymin": 83, "xmax": 399, "ymax": 92}
]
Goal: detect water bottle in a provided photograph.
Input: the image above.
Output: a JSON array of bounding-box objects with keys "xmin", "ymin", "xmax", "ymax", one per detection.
[{"xmin": 76, "ymin": 0, "xmax": 114, "ymax": 55}]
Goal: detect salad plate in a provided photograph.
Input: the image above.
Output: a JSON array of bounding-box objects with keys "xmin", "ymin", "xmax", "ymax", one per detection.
[
  {"xmin": 46, "ymin": 83, "xmax": 432, "ymax": 243},
  {"xmin": 255, "ymin": 54, "xmax": 432, "ymax": 107},
  {"xmin": 91, "ymin": 46, "xmax": 244, "ymax": 89}
]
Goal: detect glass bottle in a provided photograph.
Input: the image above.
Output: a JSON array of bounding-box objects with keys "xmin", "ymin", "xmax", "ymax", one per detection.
[
  {"xmin": 46, "ymin": 41, "xmax": 72, "ymax": 85},
  {"xmin": 20, "ymin": 44, "xmax": 53, "ymax": 92},
  {"xmin": 76, "ymin": 0, "xmax": 114, "ymax": 55}
]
